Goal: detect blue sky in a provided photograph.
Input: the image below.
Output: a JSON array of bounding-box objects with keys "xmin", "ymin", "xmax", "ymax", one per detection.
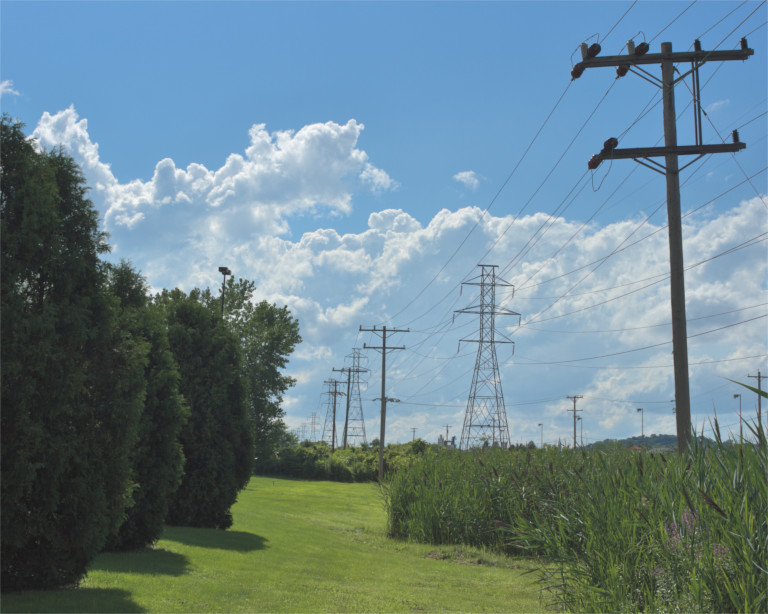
[{"xmin": 2, "ymin": 1, "xmax": 766, "ymax": 446}]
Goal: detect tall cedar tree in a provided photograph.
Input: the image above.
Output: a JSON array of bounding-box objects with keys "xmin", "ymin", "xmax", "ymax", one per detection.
[
  {"xmin": 205, "ymin": 278, "xmax": 301, "ymax": 468},
  {"xmin": 161, "ymin": 289, "xmax": 253, "ymax": 529},
  {"xmin": 103, "ymin": 262, "xmax": 188, "ymax": 551},
  {"xmin": 1, "ymin": 117, "xmax": 146, "ymax": 590}
]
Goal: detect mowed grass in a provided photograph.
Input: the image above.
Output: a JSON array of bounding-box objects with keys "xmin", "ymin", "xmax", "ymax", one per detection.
[{"xmin": 2, "ymin": 477, "xmax": 545, "ymax": 613}]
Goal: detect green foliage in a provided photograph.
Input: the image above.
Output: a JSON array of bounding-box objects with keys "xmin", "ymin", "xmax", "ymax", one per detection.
[
  {"xmin": 103, "ymin": 262, "xmax": 189, "ymax": 551},
  {"xmin": 256, "ymin": 439, "xmax": 431, "ymax": 482},
  {"xmin": 204, "ymin": 278, "xmax": 301, "ymax": 466},
  {"xmin": 383, "ymin": 425, "xmax": 767, "ymax": 612},
  {"xmin": 160, "ymin": 289, "xmax": 252, "ymax": 529},
  {"xmin": 1, "ymin": 117, "xmax": 145, "ymax": 590}
]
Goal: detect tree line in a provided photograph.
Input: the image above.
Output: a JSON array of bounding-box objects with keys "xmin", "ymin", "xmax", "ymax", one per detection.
[{"xmin": 0, "ymin": 116, "xmax": 301, "ymax": 591}]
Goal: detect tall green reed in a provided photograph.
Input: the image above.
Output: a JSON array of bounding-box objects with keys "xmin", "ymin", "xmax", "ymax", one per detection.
[{"xmin": 383, "ymin": 424, "xmax": 766, "ymax": 613}]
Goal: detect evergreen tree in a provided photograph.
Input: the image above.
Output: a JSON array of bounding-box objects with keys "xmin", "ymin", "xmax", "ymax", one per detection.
[
  {"xmin": 103, "ymin": 262, "xmax": 188, "ymax": 551},
  {"xmin": 161, "ymin": 289, "xmax": 252, "ymax": 529},
  {"xmin": 1, "ymin": 117, "xmax": 145, "ymax": 590}
]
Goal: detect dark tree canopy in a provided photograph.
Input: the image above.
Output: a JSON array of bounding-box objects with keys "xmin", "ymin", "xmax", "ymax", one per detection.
[
  {"xmin": 161, "ymin": 289, "xmax": 253, "ymax": 529},
  {"xmin": 103, "ymin": 261, "xmax": 188, "ymax": 551},
  {"xmin": 1, "ymin": 117, "xmax": 145, "ymax": 590}
]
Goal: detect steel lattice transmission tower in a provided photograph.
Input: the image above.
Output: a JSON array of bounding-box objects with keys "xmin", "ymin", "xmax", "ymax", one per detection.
[
  {"xmin": 321, "ymin": 379, "xmax": 344, "ymax": 451},
  {"xmin": 455, "ymin": 264, "xmax": 520, "ymax": 449},
  {"xmin": 333, "ymin": 349, "xmax": 368, "ymax": 447}
]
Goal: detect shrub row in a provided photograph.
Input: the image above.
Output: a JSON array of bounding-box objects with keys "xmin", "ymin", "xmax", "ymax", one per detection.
[{"xmin": 256, "ymin": 439, "xmax": 429, "ymax": 482}]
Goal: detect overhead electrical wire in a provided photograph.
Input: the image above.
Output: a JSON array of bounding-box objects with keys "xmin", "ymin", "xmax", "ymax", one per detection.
[
  {"xmin": 522, "ymin": 302, "xmax": 768, "ymax": 335},
  {"xmin": 385, "ymin": 80, "xmax": 575, "ymax": 328},
  {"xmin": 649, "ymin": 0, "xmax": 699, "ymax": 44},
  {"xmin": 510, "ymin": 314, "xmax": 766, "ymax": 367},
  {"xmin": 513, "ymin": 353, "xmax": 766, "ymax": 370},
  {"xmin": 384, "ymin": 0, "xmax": 647, "ymax": 335},
  {"xmin": 352, "ymin": 2, "xmax": 765, "ymax": 425}
]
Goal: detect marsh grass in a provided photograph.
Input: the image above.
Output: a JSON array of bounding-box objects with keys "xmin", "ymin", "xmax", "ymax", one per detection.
[{"xmin": 383, "ymin": 421, "xmax": 767, "ymax": 612}]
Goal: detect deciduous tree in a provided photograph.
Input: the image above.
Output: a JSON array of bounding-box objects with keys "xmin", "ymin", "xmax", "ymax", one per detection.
[{"xmin": 205, "ymin": 279, "xmax": 301, "ymax": 468}]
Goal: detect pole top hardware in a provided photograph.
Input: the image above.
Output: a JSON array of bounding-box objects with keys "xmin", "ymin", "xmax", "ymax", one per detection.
[{"xmin": 570, "ymin": 38, "xmax": 753, "ymax": 80}]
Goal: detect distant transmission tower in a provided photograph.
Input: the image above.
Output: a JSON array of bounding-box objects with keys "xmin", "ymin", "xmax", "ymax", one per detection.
[
  {"xmin": 309, "ymin": 412, "xmax": 319, "ymax": 441},
  {"xmin": 333, "ymin": 349, "xmax": 368, "ymax": 448},
  {"xmin": 455, "ymin": 264, "xmax": 520, "ymax": 449},
  {"xmin": 321, "ymin": 379, "xmax": 344, "ymax": 451}
]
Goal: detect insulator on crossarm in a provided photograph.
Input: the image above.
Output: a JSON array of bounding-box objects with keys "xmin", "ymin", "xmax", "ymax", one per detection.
[
  {"xmin": 587, "ymin": 43, "xmax": 601, "ymax": 58},
  {"xmin": 580, "ymin": 42, "xmax": 589, "ymax": 60},
  {"xmin": 635, "ymin": 42, "xmax": 649, "ymax": 56},
  {"xmin": 602, "ymin": 137, "xmax": 618, "ymax": 152},
  {"xmin": 741, "ymin": 37, "xmax": 748, "ymax": 51},
  {"xmin": 571, "ymin": 64, "xmax": 585, "ymax": 79},
  {"xmin": 616, "ymin": 64, "xmax": 629, "ymax": 78},
  {"xmin": 588, "ymin": 154, "xmax": 602, "ymax": 170},
  {"xmin": 693, "ymin": 39, "xmax": 702, "ymax": 52},
  {"xmin": 626, "ymin": 40, "xmax": 635, "ymax": 55},
  {"xmin": 732, "ymin": 130, "xmax": 740, "ymax": 144}
]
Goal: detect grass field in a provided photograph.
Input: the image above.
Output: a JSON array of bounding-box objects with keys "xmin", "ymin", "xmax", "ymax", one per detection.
[{"xmin": 2, "ymin": 477, "xmax": 545, "ymax": 613}]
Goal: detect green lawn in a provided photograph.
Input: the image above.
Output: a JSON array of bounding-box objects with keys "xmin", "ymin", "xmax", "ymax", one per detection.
[{"xmin": 2, "ymin": 477, "xmax": 546, "ymax": 613}]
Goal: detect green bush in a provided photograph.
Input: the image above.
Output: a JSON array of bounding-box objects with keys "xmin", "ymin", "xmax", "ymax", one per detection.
[{"xmin": 256, "ymin": 439, "xmax": 429, "ymax": 482}]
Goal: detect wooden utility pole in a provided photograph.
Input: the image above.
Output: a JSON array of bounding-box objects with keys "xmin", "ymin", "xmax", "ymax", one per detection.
[
  {"xmin": 361, "ymin": 325, "xmax": 409, "ymax": 482},
  {"xmin": 567, "ymin": 395, "xmax": 583, "ymax": 448},
  {"xmin": 572, "ymin": 38, "xmax": 753, "ymax": 454},
  {"xmin": 748, "ymin": 370, "xmax": 764, "ymax": 445}
]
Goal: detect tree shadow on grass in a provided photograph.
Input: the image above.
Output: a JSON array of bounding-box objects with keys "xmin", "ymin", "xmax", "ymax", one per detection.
[
  {"xmin": 90, "ymin": 547, "xmax": 190, "ymax": 577},
  {"xmin": 161, "ymin": 526, "xmax": 268, "ymax": 552},
  {"xmin": 0, "ymin": 587, "xmax": 145, "ymax": 613}
]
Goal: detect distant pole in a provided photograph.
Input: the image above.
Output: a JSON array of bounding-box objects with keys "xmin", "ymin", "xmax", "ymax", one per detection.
[
  {"xmin": 411, "ymin": 428, "xmax": 417, "ymax": 441},
  {"xmin": 444, "ymin": 424, "xmax": 451, "ymax": 440},
  {"xmin": 734, "ymin": 394, "xmax": 742, "ymax": 444},
  {"xmin": 218, "ymin": 266, "xmax": 231, "ymax": 317},
  {"xmin": 567, "ymin": 395, "xmax": 583, "ymax": 448},
  {"xmin": 747, "ymin": 370, "xmax": 764, "ymax": 445},
  {"xmin": 538, "ymin": 423, "xmax": 543, "ymax": 448},
  {"xmin": 637, "ymin": 407, "xmax": 644, "ymax": 438}
]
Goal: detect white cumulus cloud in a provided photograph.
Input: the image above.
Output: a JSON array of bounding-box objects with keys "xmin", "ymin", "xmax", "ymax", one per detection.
[
  {"xmin": 0, "ymin": 80, "xmax": 20, "ymax": 98},
  {"xmin": 453, "ymin": 170, "xmax": 479, "ymax": 190}
]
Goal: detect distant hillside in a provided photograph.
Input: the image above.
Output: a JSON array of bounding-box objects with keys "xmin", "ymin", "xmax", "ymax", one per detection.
[
  {"xmin": 587, "ymin": 433, "xmax": 720, "ymax": 450},
  {"xmin": 588, "ymin": 433, "xmax": 678, "ymax": 450}
]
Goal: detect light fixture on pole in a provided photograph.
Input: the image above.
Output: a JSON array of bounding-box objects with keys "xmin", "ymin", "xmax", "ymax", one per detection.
[
  {"xmin": 637, "ymin": 407, "xmax": 644, "ymax": 438},
  {"xmin": 218, "ymin": 266, "xmax": 232, "ymax": 317}
]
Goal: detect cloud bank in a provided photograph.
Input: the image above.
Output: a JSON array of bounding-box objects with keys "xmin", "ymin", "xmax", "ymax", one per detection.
[{"xmin": 30, "ymin": 107, "xmax": 767, "ymax": 445}]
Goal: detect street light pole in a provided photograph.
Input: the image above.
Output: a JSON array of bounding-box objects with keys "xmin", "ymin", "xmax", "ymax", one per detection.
[
  {"xmin": 218, "ymin": 266, "xmax": 232, "ymax": 317},
  {"xmin": 538, "ymin": 423, "xmax": 543, "ymax": 448},
  {"xmin": 734, "ymin": 393, "xmax": 742, "ymax": 443},
  {"xmin": 637, "ymin": 408, "xmax": 644, "ymax": 439}
]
